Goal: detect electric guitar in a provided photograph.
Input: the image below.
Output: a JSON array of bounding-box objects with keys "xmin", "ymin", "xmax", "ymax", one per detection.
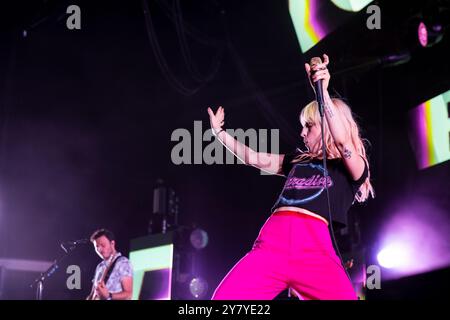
[{"xmin": 87, "ymin": 254, "xmax": 117, "ymax": 300}]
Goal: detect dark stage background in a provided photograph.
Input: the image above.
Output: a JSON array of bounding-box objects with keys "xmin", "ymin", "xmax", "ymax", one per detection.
[{"xmin": 0, "ymin": 0, "xmax": 448, "ymax": 300}]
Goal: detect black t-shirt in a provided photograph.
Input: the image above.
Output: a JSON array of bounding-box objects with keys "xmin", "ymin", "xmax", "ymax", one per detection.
[{"xmin": 271, "ymin": 151, "xmax": 368, "ymax": 228}]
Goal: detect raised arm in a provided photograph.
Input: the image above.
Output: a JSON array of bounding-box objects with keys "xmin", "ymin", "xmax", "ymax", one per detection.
[
  {"xmin": 207, "ymin": 107, "xmax": 285, "ymax": 175},
  {"xmin": 305, "ymin": 54, "xmax": 365, "ymax": 180}
]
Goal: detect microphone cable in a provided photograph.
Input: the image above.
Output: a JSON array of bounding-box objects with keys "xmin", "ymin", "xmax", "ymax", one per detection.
[{"xmin": 318, "ymin": 100, "xmax": 353, "ymax": 283}]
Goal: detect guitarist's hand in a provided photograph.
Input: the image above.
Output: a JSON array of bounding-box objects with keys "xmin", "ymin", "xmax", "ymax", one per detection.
[{"xmin": 96, "ymin": 281, "xmax": 110, "ymax": 300}]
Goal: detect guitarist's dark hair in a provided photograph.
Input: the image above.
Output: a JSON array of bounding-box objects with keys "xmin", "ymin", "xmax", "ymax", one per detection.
[{"xmin": 90, "ymin": 228, "xmax": 116, "ymax": 243}]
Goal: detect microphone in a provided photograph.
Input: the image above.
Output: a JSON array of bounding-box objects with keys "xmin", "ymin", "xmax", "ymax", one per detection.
[
  {"xmin": 310, "ymin": 57, "xmax": 325, "ymax": 118},
  {"xmin": 61, "ymin": 239, "xmax": 89, "ymax": 246},
  {"xmin": 60, "ymin": 238, "xmax": 89, "ymax": 253}
]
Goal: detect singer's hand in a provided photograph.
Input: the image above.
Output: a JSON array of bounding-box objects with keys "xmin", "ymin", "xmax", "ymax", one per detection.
[
  {"xmin": 305, "ymin": 54, "xmax": 330, "ymax": 93},
  {"xmin": 207, "ymin": 106, "xmax": 225, "ymax": 132}
]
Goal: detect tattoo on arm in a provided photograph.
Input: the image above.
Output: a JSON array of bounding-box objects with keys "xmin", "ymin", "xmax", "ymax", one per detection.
[
  {"xmin": 324, "ymin": 104, "xmax": 334, "ymax": 118},
  {"xmin": 343, "ymin": 147, "xmax": 352, "ymax": 159}
]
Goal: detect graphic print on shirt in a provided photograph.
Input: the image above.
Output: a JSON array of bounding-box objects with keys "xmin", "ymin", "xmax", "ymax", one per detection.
[{"xmin": 276, "ymin": 162, "xmax": 334, "ymax": 206}]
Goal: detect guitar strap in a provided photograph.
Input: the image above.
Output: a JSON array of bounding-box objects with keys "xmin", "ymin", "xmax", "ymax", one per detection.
[{"xmin": 103, "ymin": 255, "xmax": 125, "ymax": 286}]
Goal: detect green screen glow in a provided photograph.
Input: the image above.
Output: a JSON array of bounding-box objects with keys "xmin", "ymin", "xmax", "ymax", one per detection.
[{"xmin": 129, "ymin": 244, "xmax": 174, "ymax": 300}]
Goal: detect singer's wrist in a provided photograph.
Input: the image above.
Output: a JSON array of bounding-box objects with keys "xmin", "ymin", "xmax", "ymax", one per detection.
[{"xmin": 212, "ymin": 127, "xmax": 224, "ymax": 137}]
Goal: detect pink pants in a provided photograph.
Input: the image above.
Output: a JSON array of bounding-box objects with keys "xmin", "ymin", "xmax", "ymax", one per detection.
[{"xmin": 212, "ymin": 211, "xmax": 357, "ymax": 300}]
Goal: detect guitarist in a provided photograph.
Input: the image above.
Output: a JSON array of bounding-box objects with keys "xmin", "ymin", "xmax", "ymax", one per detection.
[{"xmin": 88, "ymin": 229, "xmax": 133, "ymax": 300}]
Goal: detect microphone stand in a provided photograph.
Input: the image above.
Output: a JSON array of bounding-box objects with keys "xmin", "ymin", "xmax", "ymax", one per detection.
[{"xmin": 31, "ymin": 242, "xmax": 78, "ymax": 300}]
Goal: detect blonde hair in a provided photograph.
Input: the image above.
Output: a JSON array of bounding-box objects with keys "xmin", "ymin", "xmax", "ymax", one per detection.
[{"xmin": 294, "ymin": 98, "xmax": 375, "ymax": 202}]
